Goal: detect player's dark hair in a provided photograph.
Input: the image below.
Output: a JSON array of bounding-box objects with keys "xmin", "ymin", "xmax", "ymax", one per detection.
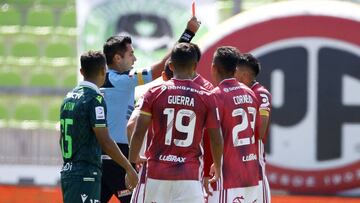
[
  {"xmin": 237, "ymin": 53, "xmax": 261, "ymax": 76},
  {"xmin": 103, "ymin": 35, "xmax": 132, "ymax": 65},
  {"xmin": 164, "ymin": 59, "xmax": 173, "ymax": 79},
  {"xmin": 190, "ymin": 43, "xmax": 201, "ymax": 62},
  {"xmin": 80, "ymin": 50, "xmax": 106, "ymax": 78},
  {"xmin": 213, "ymin": 46, "xmax": 240, "ymax": 75},
  {"xmin": 170, "ymin": 43, "xmax": 197, "ymax": 71}
]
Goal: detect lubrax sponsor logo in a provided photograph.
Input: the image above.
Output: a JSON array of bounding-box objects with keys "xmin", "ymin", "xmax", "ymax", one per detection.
[
  {"xmin": 159, "ymin": 154, "xmax": 186, "ymax": 163},
  {"xmin": 242, "ymin": 153, "xmax": 257, "ymax": 162}
]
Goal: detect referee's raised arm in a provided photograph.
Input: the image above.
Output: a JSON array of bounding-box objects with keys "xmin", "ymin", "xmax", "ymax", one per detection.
[{"xmin": 149, "ymin": 16, "xmax": 201, "ymax": 79}]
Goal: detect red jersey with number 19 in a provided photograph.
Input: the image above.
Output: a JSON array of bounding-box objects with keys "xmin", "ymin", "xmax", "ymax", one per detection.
[
  {"xmin": 140, "ymin": 79, "xmax": 220, "ymax": 181},
  {"xmin": 213, "ymin": 78, "xmax": 260, "ymax": 189}
]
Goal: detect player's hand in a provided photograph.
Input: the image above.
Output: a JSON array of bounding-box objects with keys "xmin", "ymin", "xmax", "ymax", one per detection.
[
  {"xmin": 134, "ymin": 156, "xmax": 146, "ymax": 171},
  {"xmin": 125, "ymin": 167, "xmax": 139, "ymax": 191},
  {"xmin": 186, "ymin": 16, "xmax": 201, "ymax": 33},
  {"xmin": 135, "ymin": 155, "xmax": 147, "ymax": 164},
  {"xmin": 208, "ymin": 163, "xmax": 220, "ymax": 183},
  {"xmin": 203, "ymin": 176, "xmax": 213, "ymax": 196},
  {"xmin": 136, "ymin": 163, "xmax": 142, "ymax": 172}
]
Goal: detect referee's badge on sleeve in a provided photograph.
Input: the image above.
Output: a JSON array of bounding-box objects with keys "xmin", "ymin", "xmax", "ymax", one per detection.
[{"xmin": 95, "ymin": 106, "xmax": 105, "ymax": 120}]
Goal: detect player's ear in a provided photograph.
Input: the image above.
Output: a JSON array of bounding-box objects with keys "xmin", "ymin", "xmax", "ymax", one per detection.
[
  {"xmin": 210, "ymin": 63, "xmax": 217, "ymax": 79},
  {"xmin": 211, "ymin": 62, "xmax": 217, "ymax": 72},
  {"xmin": 169, "ymin": 62, "xmax": 175, "ymax": 72},
  {"xmin": 80, "ymin": 68, "xmax": 85, "ymax": 77},
  {"xmin": 114, "ymin": 53, "xmax": 122, "ymax": 62},
  {"xmin": 234, "ymin": 67, "xmax": 241, "ymax": 80},
  {"xmin": 100, "ymin": 66, "xmax": 106, "ymax": 76},
  {"xmin": 161, "ymin": 71, "xmax": 168, "ymax": 81}
]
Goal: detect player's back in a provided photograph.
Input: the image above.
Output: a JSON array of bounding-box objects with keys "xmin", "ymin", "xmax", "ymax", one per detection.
[
  {"xmin": 141, "ymin": 79, "xmax": 218, "ymax": 181},
  {"xmin": 60, "ymin": 84, "xmax": 105, "ymax": 175},
  {"xmin": 213, "ymin": 78, "xmax": 259, "ymax": 189}
]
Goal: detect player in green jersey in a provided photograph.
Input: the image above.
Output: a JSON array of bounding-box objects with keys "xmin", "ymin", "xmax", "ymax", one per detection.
[{"xmin": 60, "ymin": 51, "xmax": 138, "ymax": 203}]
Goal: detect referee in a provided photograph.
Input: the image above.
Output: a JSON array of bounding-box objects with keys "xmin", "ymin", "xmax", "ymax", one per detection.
[{"xmin": 100, "ymin": 17, "xmax": 201, "ymax": 203}]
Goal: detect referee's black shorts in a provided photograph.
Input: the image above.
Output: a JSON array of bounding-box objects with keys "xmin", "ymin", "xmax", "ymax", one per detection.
[{"xmin": 101, "ymin": 143, "xmax": 132, "ymax": 203}]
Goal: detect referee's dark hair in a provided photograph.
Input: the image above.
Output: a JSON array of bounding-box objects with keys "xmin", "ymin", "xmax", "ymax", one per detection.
[
  {"xmin": 170, "ymin": 43, "xmax": 197, "ymax": 71},
  {"xmin": 80, "ymin": 50, "xmax": 106, "ymax": 79},
  {"xmin": 237, "ymin": 53, "xmax": 261, "ymax": 77},
  {"xmin": 213, "ymin": 46, "xmax": 240, "ymax": 76},
  {"xmin": 103, "ymin": 35, "xmax": 132, "ymax": 65}
]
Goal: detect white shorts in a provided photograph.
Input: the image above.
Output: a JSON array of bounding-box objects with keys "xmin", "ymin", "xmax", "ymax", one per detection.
[
  {"xmin": 131, "ymin": 183, "xmax": 145, "ymax": 203},
  {"xmin": 144, "ymin": 178, "xmax": 204, "ymax": 203},
  {"xmin": 208, "ymin": 185, "xmax": 258, "ymax": 203},
  {"xmin": 131, "ymin": 163, "xmax": 147, "ymax": 203},
  {"xmin": 258, "ymin": 176, "xmax": 271, "ymax": 203}
]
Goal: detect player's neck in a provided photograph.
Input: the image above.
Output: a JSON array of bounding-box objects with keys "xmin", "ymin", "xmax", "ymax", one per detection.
[
  {"xmin": 174, "ymin": 71, "xmax": 194, "ymax": 80},
  {"xmin": 217, "ymin": 74, "xmax": 234, "ymax": 84},
  {"xmin": 108, "ymin": 63, "xmax": 128, "ymax": 73},
  {"xmin": 84, "ymin": 78, "xmax": 101, "ymax": 88},
  {"xmin": 249, "ymin": 80, "xmax": 257, "ymax": 87},
  {"xmin": 191, "ymin": 72, "xmax": 198, "ymax": 79}
]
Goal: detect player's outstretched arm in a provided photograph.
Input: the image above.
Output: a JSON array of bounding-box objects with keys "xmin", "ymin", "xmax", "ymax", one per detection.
[
  {"xmin": 129, "ymin": 113, "xmax": 151, "ymax": 163},
  {"xmin": 93, "ymin": 127, "xmax": 138, "ymax": 190},
  {"xmin": 207, "ymin": 128, "xmax": 223, "ymax": 183},
  {"xmin": 259, "ymin": 114, "xmax": 270, "ymax": 139},
  {"xmin": 149, "ymin": 16, "xmax": 201, "ymax": 79}
]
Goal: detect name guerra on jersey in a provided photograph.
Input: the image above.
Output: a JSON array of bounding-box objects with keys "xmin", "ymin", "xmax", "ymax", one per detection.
[{"xmin": 168, "ymin": 95, "xmax": 195, "ymax": 107}]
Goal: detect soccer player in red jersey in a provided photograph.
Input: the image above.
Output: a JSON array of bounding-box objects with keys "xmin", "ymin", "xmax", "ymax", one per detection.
[
  {"xmin": 208, "ymin": 47, "xmax": 261, "ymax": 203},
  {"xmin": 128, "ymin": 43, "xmax": 214, "ymax": 203},
  {"xmin": 127, "ymin": 60, "xmax": 173, "ymax": 203},
  {"xmin": 129, "ymin": 43, "xmax": 223, "ymax": 203},
  {"xmin": 236, "ymin": 53, "xmax": 272, "ymax": 203}
]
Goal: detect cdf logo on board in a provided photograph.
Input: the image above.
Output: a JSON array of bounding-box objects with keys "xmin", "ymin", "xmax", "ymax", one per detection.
[{"xmin": 198, "ymin": 1, "xmax": 360, "ymax": 194}]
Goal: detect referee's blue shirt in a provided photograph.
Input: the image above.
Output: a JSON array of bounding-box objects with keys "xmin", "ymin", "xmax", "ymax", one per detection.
[{"xmin": 100, "ymin": 68, "xmax": 152, "ymax": 144}]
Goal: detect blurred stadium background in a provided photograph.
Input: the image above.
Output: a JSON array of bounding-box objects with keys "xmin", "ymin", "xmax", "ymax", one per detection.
[{"xmin": 0, "ymin": 0, "xmax": 359, "ymax": 202}]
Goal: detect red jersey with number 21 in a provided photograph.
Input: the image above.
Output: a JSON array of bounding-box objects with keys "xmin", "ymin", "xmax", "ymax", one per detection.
[
  {"xmin": 140, "ymin": 79, "xmax": 219, "ymax": 181},
  {"xmin": 213, "ymin": 78, "xmax": 260, "ymax": 189}
]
